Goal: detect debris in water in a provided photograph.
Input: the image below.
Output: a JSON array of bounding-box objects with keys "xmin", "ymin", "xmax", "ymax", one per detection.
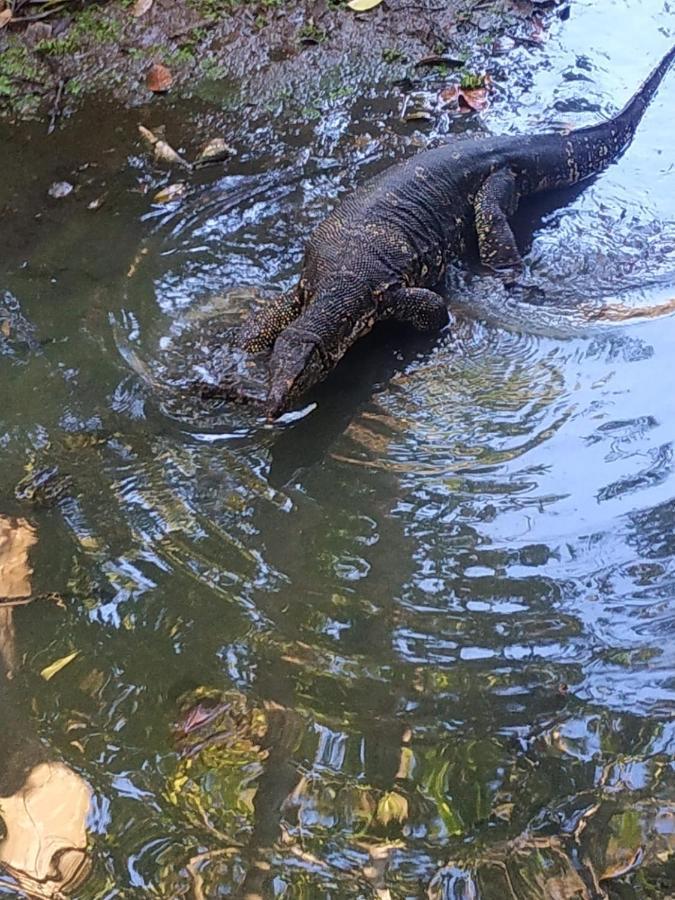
[
  {"xmin": 153, "ymin": 182, "xmax": 186, "ymax": 203},
  {"xmin": 40, "ymin": 649, "xmax": 79, "ymax": 681},
  {"xmin": 138, "ymin": 124, "xmax": 191, "ymax": 168},
  {"xmin": 48, "ymin": 181, "xmax": 73, "ymax": 199},
  {"xmin": 195, "ymin": 137, "xmax": 236, "ymax": 167}
]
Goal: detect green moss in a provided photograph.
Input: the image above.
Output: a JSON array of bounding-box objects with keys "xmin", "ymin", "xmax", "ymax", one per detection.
[
  {"xmin": 381, "ymin": 48, "xmax": 405, "ymax": 63},
  {"xmin": 36, "ymin": 36, "xmax": 79, "ymax": 56},
  {"xmin": 65, "ymin": 78, "xmax": 83, "ymax": 96},
  {"xmin": 0, "ymin": 45, "xmax": 42, "ymax": 82},
  {"xmin": 460, "ymin": 70, "xmax": 485, "ymax": 90},
  {"xmin": 189, "ymin": 0, "xmax": 280, "ymax": 23},
  {"xmin": 164, "ymin": 45, "xmax": 197, "ymax": 66},
  {"xmin": 0, "ymin": 44, "xmax": 45, "ymax": 109},
  {"xmin": 37, "ymin": 7, "xmax": 122, "ymax": 56},
  {"xmin": 73, "ymin": 8, "xmax": 123, "ymax": 43},
  {"xmin": 298, "ymin": 22, "xmax": 327, "ymax": 43},
  {"xmin": 201, "ymin": 57, "xmax": 227, "ymax": 80}
]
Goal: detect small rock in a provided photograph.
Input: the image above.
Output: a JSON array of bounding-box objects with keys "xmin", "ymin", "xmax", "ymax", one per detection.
[
  {"xmin": 48, "ymin": 181, "xmax": 73, "ymax": 199},
  {"xmin": 146, "ymin": 63, "xmax": 173, "ymax": 93},
  {"xmin": 24, "ymin": 21, "xmax": 53, "ymax": 48}
]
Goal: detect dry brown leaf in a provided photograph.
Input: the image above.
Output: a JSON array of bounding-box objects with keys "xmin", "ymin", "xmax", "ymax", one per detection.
[
  {"xmin": 439, "ymin": 84, "xmax": 459, "ymax": 105},
  {"xmin": 459, "ymin": 87, "xmax": 489, "ymax": 112},
  {"xmin": 0, "ymin": 9, "xmax": 13, "ymax": 28},
  {"xmin": 146, "ymin": 63, "xmax": 172, "ymax": 93},
  {"xmin": 132, "ymin": 0, "xmax": 153, "ymax": 16},
  {"xmin": 154, "ymin": 139, "xmax": 191, "ymax": 168},
  {"xmin": 138, "ymin": 124, "xmax": 158, "ymax": 147}
]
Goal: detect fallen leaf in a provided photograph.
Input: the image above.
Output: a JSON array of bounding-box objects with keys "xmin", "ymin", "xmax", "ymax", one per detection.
[
  {"xmin": 0, "ymin": 9, "xmax": 13, "ymax": 28},
  {"xmin": 439, "ymin": 84, "xmax": 459, "ymax": 105},
  {"xmin": 415, "ymin": 54, "xmax": 464, "ymax": 68},
  {"xmin": 48, "ymin": 180, "xmax": 73, "ymax": 199},
  {"xmin": 126, "ymin": 246, "xmax": 149, "ymax": 277},
  {"xmin": 154, "ymin": 139, "xmax": 191, "ymax": 168},
  {"xmin": 347, "ymin": 0, "xmax": 383, "ymax": 10},
  {"xmin": 132, "ymin": 0, "xmax": 153, "ymax": 16},
  {"xmin": 40, "ymin": 649, "xmax": 79, "ymax": 681},
  {"xmin": 146, "ymin": 63, "xmax": 172, "ymax": 93},
  {"xmin": 459, "ymin": 87, "xmax": 489, "ymax": 112},
  {"xmin": 405, "ymin": 110, "xmax": 434, "ymax": 122},
  {"xmin": 0, "ymin": 320, "xmax": 10, "ymax": 337},
  {"xmin": 138, "ymin": 124, "xmax": 158, "ymax": 147},
  {"xmin": 195, "ymin": 137, "xmax": 236, "ymax": 166},
  {"xmin": 530, "ymin": 16, "xmax": 545, "ymax": 42},
  {"xmin": 87, "ymin": 195, "xmax": 106, "ymax": 210},
  {"xmin": 153, "ymin": 182, "xmax": 186, "ymax": 203}
]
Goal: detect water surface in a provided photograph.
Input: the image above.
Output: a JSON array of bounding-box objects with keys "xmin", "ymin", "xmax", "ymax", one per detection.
[{"xmin": 0, "ymin": 1, "xmax": 674, "ymax": 897}]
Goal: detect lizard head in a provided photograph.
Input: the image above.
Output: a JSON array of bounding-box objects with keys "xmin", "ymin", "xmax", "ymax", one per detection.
[
  {"xmin": 264, "ymin": 276, "xmax": 374, "ymax": 419},
  {"xmin": 265, "ymin": 327, "xmax": 329, "ymax": 420}
]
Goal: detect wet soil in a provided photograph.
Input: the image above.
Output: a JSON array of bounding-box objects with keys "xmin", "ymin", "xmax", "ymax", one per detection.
[{"xmin": 0, "ymin": 0, "xmax": 565, "ymax": 122}]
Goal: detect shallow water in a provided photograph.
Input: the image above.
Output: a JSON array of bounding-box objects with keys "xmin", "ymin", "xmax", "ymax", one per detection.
[{"xmin": 1, "ymin": 0, "xmax": 675, "ymax": 897}]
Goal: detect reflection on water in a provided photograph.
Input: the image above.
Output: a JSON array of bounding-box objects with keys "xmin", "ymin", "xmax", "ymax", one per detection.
[
  {"xmin": 0, "ymin": 517, "xmax": 93, "ymax": 899},
  {"xmin": 0, "ymin": 0, "xmax": 674, "ymax": 896}
]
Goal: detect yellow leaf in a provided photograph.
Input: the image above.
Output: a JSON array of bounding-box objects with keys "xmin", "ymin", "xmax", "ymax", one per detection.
[
  {"xmin": 347, "ymin": 0, "xmax": 383, "ymax": 9},
  {"xmin": 40, "ymin": 650, "xmax": 79, "ymax": 681},
  {"xmin": 153, "ymin": 183, "xmax": 186, "ymax": 204}
]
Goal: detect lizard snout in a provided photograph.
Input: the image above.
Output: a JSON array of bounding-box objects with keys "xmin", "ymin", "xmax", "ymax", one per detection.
[{"xmin": 265, "ymin": 328, "xmax": 325, "ymax": 421}]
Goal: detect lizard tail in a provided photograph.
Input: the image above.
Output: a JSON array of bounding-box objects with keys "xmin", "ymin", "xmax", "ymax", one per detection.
[
  {"xmin": 571, "ymin": 44, "xmax": 675, "ymax": 168},
  {"xmin": 613, "ymin": 43, "xmax": 675, "ymax": 126}
]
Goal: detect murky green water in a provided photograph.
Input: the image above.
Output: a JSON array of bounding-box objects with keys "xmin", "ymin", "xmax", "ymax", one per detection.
[{"xmin": 1, "ymin": 1, "xmax": 675, "ymax": 897}]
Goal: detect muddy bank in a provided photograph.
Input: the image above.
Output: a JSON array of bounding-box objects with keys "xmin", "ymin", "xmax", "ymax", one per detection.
[{"xmin": 0, "ymin": 0, "xmax": 566, "ymax": 121}]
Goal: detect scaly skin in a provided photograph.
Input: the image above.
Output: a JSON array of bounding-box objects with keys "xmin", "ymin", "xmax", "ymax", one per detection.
[{"xmin": 224, "ymin": 45, "xmax": 675, "ymax": 418}]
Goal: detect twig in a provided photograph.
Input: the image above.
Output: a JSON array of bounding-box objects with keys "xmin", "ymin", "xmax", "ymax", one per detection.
[{"xmin": 47, "ymin": 77, "xmax": 66, "ymax": 135}]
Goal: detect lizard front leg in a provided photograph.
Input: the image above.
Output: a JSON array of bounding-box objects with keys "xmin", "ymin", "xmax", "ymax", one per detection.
[
  {"xmin": 382, "ymin": 286, "xmax": 449, "ymax": 331},
  {"xmin": 193, "ymin": 287, "xmax": 304, "ymax": 405},
  {"xmin": 233, "ymin": 286, "xmax": 305, "ymax": 353},
  {"xmin": 474, "ymin": 169, "xmax": 523, "ymax": 278}
]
